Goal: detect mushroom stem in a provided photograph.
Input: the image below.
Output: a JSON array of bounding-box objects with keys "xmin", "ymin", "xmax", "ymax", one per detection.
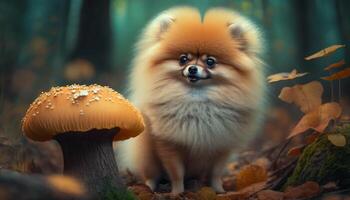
[{"xmin": 54, "ymin": 128, "xmax": 124, "ymax": 197}]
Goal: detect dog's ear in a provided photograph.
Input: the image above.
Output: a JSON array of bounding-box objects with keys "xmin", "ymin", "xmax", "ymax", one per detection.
[
  {"xmin": 228, "ymin": 19, "xmax": 263, "ymax": 56},
  {"xmin": 156, "ymin": 14, "xmax": 175, "ymax": 40}
]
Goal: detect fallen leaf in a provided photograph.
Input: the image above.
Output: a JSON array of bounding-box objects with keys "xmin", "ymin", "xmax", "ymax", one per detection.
[
  {"xmin": 128, "ymin": 184, "xmax": 153, "ymax": 195},
  {"xmin": 223, "ymin": 176, "xmax": 235, "ymax": 191},
  {"xmin": 306, "ymin": 133, "xmax": 319, "ymax": 144},
  {"xmin": 197, "ymin": 187, "xmax": 217, "ymax": 200},
  {"xmin": 279, "ymin": 81, "xmax": 323, "ymax": 113},
  {"xmin": 324, "ymin": 59, "xmax": 346, "ymax": 71},
  {"xmin": 257, "ymin": 190, "xmax": 284, "ymax": 200},
  {"xmin": 218, "ymin": 191, "xmax": 248, "ymax": 200},
  {"xmin": 327, "ymin": 134, "xmax": 347, "ymax": 147},
  {"xmin": 267, "ymin": 69, "xmax": 308, "ymax": 83},
  {"xmin": 239, "ymin": 182, "xmax": 267, "ymax": 197},
  {"xmin": 236, "ymin": 165, "xmax": 268, "ymax": 190},
  {"xmin": 288, "ymin": 102, "xmax": 342, "ymax": 138},
  {"xmin": 284, "ymin": 181, "xmax": 320, "ymax": 199},
  {"xmin": 46, "ymin": 175, "xmax": 85, "ymax": 196},
  {"xmin": 182, "ymin": 191, "xmax": 200, "ymax": 199},
  {"xmin": 137, "ymin": 192, "xmax": 155, "ymax": 200},
  {"xmin": 305, "ymin": 44, "xmax": 345, "ymax": 60},
  {"xmin": 226, "ymin": 162, "xmax": 238, "ymax": 174},
  {"xmin": 321, "ymin": 68, "xmax": 350, "ymax": 81},
  {"xmin": 253, "ymin": 157, "xmax": 271, "ymax": 170},
  {"xmin": 287, "ymin": 145, "xmax": 304, "ymax": 156},
  {"xmin": 322, "ymin": 182, "xmax": 338, "ymax": 191},
  {"xmin": 215, "ymin": 195, "xmax": 232, "ymax": 200}
]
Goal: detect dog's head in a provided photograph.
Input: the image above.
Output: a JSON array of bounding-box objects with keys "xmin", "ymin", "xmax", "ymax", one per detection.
[{"xmin": 131, "ymin": 7, "xmax": 265, "ymax": 106}]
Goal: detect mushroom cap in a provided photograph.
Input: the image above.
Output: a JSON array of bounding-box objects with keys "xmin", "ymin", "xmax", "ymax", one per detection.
[{"xmin": 22, "ymin": 84, "xmax": 145, "ymax": 141}]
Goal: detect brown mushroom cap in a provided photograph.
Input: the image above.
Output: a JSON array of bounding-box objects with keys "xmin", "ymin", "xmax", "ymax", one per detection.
[{"xmin": 22, "ymin": 84, "xmax": 144, "ymax": 141}]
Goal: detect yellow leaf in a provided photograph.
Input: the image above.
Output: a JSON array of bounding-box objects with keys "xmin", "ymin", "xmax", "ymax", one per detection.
[
  {"xmin": 236, "ymin": 165, "xmax": 268, "ymax": 190},
  {"xmin": 279, "ymin": 81, "xmax": 323, "ymax": 113},
  {"xmin": 327, "ymin": 134, "xmax": 346, "ymax": 147},
  {"xmin": 46, "ymin": 175, "xmax": 85, "ymax": 196},
  {"xmin": 305, "ymin": 44, "xmax": 345, "ymax": 60},
  {"xmin": 321, "ymin": 67, "xmax": 350, "ymax": 81},
  {"xmin": 288, "ymin": 102, "xmax": 342, "ymax": 138},
  {"xmin": 324, "ymin": 59, "xmax": 345, "ymax": 71},
  {"xmin": 267, "ymin": 69, "xmax": 308, "ymax": 83},
  {"xmin": 197, "ymin": 187, "xmax": 217, "ymax": 200}
]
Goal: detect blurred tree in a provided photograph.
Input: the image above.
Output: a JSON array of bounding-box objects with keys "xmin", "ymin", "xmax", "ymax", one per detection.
[
  {"xmin": 1, "ymin": 0, "xmax": 350, "ymax": 139},
  {"xmin": 69, "ymin": 0, "xmax": 112, "ymax": 72}
]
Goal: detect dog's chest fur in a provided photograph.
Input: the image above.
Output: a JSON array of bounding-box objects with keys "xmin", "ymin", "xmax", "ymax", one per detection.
[{"xmin": 145, "ymin": 95, "xmax": 252, "ymax": 153}]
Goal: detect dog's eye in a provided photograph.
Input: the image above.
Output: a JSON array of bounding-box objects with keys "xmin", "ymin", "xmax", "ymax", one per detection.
[
  {"xmin": 206, "ymin": 57, "xmax": 216, "ymax": 68},
  {"xmin": 179, "ymin": 54, "xmax": 189, "ymax": 65}
]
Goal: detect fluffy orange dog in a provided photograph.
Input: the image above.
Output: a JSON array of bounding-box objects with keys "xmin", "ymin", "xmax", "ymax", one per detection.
[{"xmin": 119, "ymin": 7, "xmax": 266, "ymax": 194}]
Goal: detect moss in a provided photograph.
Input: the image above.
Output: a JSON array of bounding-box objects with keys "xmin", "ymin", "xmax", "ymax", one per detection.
[
  {"xmin": 102, "ymin": 188, "xmax": 136, "ymax": 200},
  {"xmin": 285, "ymin": 124, "xmax": 350, "ymax": 188},
  {"xmin": 100, "ymin": 180, "xmax": 137, "ymax": 200}
]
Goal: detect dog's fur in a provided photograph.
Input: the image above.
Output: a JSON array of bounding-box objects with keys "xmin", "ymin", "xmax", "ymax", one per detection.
[{"xmin": 118, "ymin": 7, "xmax": 266, "ymax": 194}]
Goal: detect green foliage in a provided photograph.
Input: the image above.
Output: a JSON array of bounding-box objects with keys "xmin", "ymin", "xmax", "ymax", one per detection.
[
  {"xmin": 100, "ymin": 182, "xmax": 136, "ymax": 200},
  {"xmin": 286, "ymin": 124, "xmax": 350, "ymax": 188}
]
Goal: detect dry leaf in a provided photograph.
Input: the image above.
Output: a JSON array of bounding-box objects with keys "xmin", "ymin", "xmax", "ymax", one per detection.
[
  {"xmin": 327, "ymin": 134, "xmax": 347, "ymax": 147},
  {"xmin": 322, "ymin": 182, "xmax": 338, "ymax": 191},
  {"xmin": 253, "ymin": 157, "xmax": 271, "ymax": 170},
  {"xmin": 128, "ymin": 184, "xmax": 155, "ymax": 200},
  {"xmin": 306, "ymin": 133, "xmax": 319, "ymax": 144},
  {"xmin": 322, "ymin": 68, "xmax": 350, "ymax": 81},
  {"xmin": 284, "ymin": 181, "xmax": 320, "ymax": 199},
  {"xmin": 305, "ymin": 44, "xmax": 345, "ymax": 60},
  {"xmin": 46, "ymin": 175, "xmax": 85, "ymax": 196},
  {"xmin": 197, "ymin": 187, "xmax": 217, "ymax": 200},
  {"xmin": 267, "ymin": 69, "xmax": 308, "ymax": 83},
  {"xmin": 279, "ymin": 81, "xmax": 323, "ymax": 113},
  {"xmin": 287, "ymin": 145, "xmax": 304, "ymax": 156},
  {"xmin": 223, "ymin": 176, "xmax": 236, "ymax": 191},
  {"xmin": 219, "ymin": 184, "xmax": 269, "ymax": 200},
  {"xmin": 218, "ymin": 191, "xmax": 248, "ymax": 200},
  {"xmin": 257, "ymin": 190, "xmax": 284, "ymax": 200},
  {"xmin": 215, "ymin": 195, "xmax": 232, "ymax": 200},
  {"xmin": 288, "ymin": 102, "xmax": 342, "ymax": 138},
  {"xmin": 239, "ymin": 182, "xmax": 267, "ymax": 197},
  {"xmin": 236, "ymin": 165, "xmax": 268, "ymax": 190},
  {"xmin": 128, "ymin": 184, "xmax": 153, "ymax": 195},
  {"xmin": 324, "ymin": 59, "xmax": 345, "ymax": 71},
  {"xmin": 182, "ymin": 191, "xmax": 201, "ymax": 200}
]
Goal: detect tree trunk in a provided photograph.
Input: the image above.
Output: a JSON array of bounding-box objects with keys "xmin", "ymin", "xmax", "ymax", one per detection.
[{"xmin": 69, "ymin": 0, "xmax": 112, "ymax": 71}]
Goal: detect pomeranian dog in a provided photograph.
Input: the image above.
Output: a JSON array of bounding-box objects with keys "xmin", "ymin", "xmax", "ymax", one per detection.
[{"xmin": 119, "ymin": 7, "xmax": 266, "ymax": 194}]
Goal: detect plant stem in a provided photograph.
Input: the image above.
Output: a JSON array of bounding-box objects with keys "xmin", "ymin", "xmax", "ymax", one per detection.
[{"xmin": 338, "ymin": 79, "xmax": 341, "ymax": 102}]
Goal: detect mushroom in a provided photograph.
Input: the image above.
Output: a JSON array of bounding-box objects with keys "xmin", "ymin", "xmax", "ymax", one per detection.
[{"xmin": 22, "ymin": 84, "xmax": 144, "ymax": 197}]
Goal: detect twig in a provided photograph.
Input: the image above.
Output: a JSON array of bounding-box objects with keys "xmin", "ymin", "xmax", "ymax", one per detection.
[
  {"xmin": 338, "ymin": 79, "xmax": 341, "ymax": 102},
  {"xmin": 268, "ymin": 158, "xmax": 298, "ymax": 180},
  {"xmin": 272, "ymin": 139, "xmax": 292, "ymax": 169}
]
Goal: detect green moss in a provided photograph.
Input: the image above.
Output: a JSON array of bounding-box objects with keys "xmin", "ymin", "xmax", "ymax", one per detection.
[
  {"xmin": 285, "ymin": 124, "xmax": 350, "ymax": 188},
  {"xmin": 102, "ymin": 188, "xmax": 136, "ymax": 200},
  {"xmin": 100, "ymin": 180, "xmax": 137, "ymax": 200}
]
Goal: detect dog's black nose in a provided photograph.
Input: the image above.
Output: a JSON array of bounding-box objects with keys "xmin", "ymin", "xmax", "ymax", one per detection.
[{"xmin": 188, "ymin": 66, "xmax": 198, "ymax": 75}]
